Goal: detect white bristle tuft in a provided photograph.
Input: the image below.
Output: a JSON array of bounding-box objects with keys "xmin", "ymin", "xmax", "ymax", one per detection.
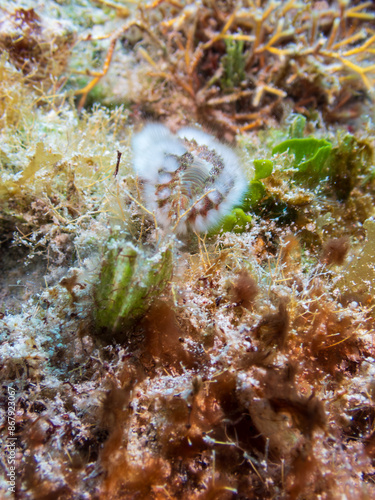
[{"xmin": 132, "ymin": 123, "xmax": 249, "ymax": 234}]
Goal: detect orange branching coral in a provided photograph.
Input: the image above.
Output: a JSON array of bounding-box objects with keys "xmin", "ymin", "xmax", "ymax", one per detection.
[{"xmin": 76, "ymin": 0, "xmax": 375, "ymax": 133}]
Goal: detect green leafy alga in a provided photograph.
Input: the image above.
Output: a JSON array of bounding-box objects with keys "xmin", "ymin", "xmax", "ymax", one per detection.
[{"xmin": 272, "ymin": 137, "xmax": 332, "ymax": 185}]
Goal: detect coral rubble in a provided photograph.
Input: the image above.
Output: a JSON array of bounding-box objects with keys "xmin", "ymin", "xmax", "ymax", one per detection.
[{"xmin": 74, "ymin": 0, "xmax": 375, "ymax": 134}]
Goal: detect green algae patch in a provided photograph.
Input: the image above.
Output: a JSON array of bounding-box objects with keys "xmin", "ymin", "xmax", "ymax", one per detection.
[
  {"xmin": 222, "ymin": 37, "xmax": 246, "ymax": 90},
  {"xmin": 208, "ymin": 207, "xmax": 252, "ymax": 236},
  {"xmin": 94, "ymin": 238, "xmax": 173, "ymax": 337},
  {"xmin": 241, "ymin": 181, "xmax": 266, "ymax": 211},
  {"xmin": 236, "ymin": 160, "xmax": 273, "ymax": 213},
  {"xmin": 288, "ymin": 114, "xmax": 306, "ymax": 138},
  {"xmin": 326, "ymin": 134, "xmax": 373, "ymax": 201},
  {"xmin": 220, "ymin": 208, "xmax": 252, "ymax": 234},
  {"xmin": 254, "ymin": 159, "xmax": 273, "ymax": 181},
  {"xmin": 272, "ymin": 137, "xmax": 332, "ymax": 185}
]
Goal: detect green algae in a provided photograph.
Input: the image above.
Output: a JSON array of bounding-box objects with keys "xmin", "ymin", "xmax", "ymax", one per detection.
[
  {"xmin": 94, "ymin": 238, "xmax": 173, "ymax": 335},
  {"xmin": 254, "ymin": 159, "xmax": 274, "ymax": 180},
  {"xmin": 288, "ymin": 114, "xmax": 306, "ymax": 139},
  {"xmin": 218, "ymin": 208, "xmax": 252, "ymax": 234},
  {"xmin": 222, "ymin": 37, "xmax": 246, "ymax": 90},
  {"xmin": 241, "ymin": 181, "xmax": 266, "ymax": 212},
  {"xmin": 326, "ymin": 134, "xmax": 373, "ymax": 201},
  {"xmin": 272, "ymin": 137, "xmax": 332, "ymax": 186}
]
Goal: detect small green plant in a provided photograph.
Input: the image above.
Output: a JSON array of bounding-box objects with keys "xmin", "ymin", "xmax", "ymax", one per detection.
[
  {"xmin": 219, "ymin": 208, "xmax": 252, "ymax": 233},
  {"xmin": 254, "ymin": 159, "xmax": 274, "ymax": 180},
  {"xmin": 240, "ymin": 159, "xmax": 273, "ymax": 211},
  {"xmin": 209, "ymin": 207, "xmax": 252, "ymax": 235},
  {"xmin": 326, "ymin": 134, "xmax": 373, "ymax": 201},
  {"xmin": 288, "ymin": 114, "xmax": 306, "ymax": 138},
  {"xmin": 94, "ymin": 237, "xmax": 173, "ymax": 336},
  {"xmin": 207, "ymin": 158, "xmax": 273, "ymax": 233},
  {"xmin": 272, "ymin": 138, "xmax": 332, "ymax": 185},
  {"xmin": 221, "ymin": 37, "xmax": 246, "ymax": 90}
]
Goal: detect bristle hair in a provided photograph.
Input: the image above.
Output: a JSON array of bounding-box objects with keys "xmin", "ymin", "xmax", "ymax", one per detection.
[
  {"xmin": 320, "ymin": 237, "xmax": 350, "ymax": 265},
  {"xmin": 132, "ymin": 123, "xmax": 248, "ymax": 234}
]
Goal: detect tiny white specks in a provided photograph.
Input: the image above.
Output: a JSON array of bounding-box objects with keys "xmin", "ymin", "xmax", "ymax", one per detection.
[{"xmin": 132, "ymin": 123, "xmax": 248, "ymax": 234}]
